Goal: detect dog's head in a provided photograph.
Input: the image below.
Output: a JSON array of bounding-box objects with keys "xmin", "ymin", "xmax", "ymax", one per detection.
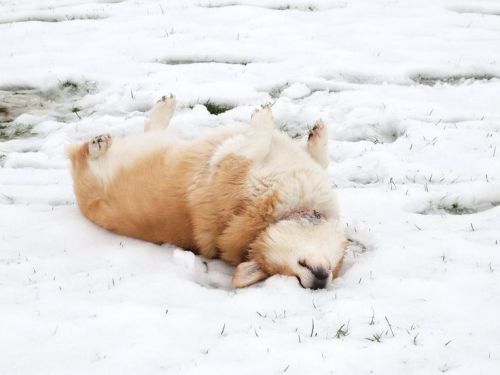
[{"xmin": 232, "ymin": 216, "xmax": 346, "ymax": 289}]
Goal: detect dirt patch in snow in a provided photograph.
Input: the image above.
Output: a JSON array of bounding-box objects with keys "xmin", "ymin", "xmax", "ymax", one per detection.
[
  {"xmin": 0, "ymin": 80, "xmax": 97, "ymax": 140},
  {"xmin": 158, "ymin": 57, "xmax": 253, "ymax": 66},
  {"xmin": 448, "ymin": 5, "xmax": 500, "ymax": 16},
  {"xmin": 411, "ymin": 73, "xmax": 498, "ymax": 86},
  {"xmin": 416, "ymin": 200, "xmax": 500, "ymax": 215},
  {"xmin": 0, "ymin": 13, "xmax": 107, "ymax": 24}
]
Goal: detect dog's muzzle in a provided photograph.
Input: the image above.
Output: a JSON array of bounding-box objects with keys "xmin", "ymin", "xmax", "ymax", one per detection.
[
  {"xmin": 298, "ymin": 260, "xmax": 331, "ymax": 289},
  {"xmin": 310, "ymin": 267, "xmax": 330, "ymax": 289}
]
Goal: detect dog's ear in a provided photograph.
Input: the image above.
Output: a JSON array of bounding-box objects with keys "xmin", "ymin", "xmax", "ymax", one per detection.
[{"xmin": 232, "ymin": 260, "xmax": 268, "ymax": 288}]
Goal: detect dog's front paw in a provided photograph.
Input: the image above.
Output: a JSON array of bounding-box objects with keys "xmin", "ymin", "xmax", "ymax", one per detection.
[
  {"xmin": 308, "ymin": 120, "xmax": 326, "ymax": 142},
  {"xmin": 251, "ymin": 105, "xmax": 274, "ymax": 132},
  {"xmin": 157, "ymin": 93, "xmax": 174, "ymax": 103},
  {"xmin": 88, "ymin": 134, "xmax": 112, "ymax": 159}
]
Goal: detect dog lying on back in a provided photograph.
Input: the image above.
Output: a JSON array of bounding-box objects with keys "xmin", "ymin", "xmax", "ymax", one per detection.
[{"xmin": 68, "ymin": 96, "xmax": 346, "ymax": 289}]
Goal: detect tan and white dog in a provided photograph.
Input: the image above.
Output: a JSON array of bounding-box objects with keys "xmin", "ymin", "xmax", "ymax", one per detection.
[{"xmin": 68, "ymin": 96, "xmax": 346, "ymax": 289}]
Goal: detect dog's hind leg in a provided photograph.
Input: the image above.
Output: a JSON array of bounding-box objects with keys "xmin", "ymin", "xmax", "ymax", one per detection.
[
  {"xmin": 144, "ymin": 94, "xmax": 176, "ymax": 132},
  {"xmin": 88, "ymin": 134, "xmax": 112, "ymax": 159},
  {"xmin": 240, "ymin": 105, "xmax": 274, "ymax": 161},
  {"xmin": 307, "ymin": 120, "xmax": 329, "ymax": 169}
]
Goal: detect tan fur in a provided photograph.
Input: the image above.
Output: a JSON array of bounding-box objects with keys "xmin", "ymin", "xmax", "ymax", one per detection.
[{"xmin": 68, "ymin": 100, "xmax": 346, "ymax": 288}]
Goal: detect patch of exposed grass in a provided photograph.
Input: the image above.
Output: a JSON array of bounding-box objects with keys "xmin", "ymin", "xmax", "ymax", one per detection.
[
  {"xmin": 160, "ymin": 57, "xmax": 251, "ymax": 66},
  {"xmin": 0, "ymin": 85, "xmax": 37, "ymax": 92},
  {"xmin": 201, "ymin": 2, "xmax": 239, "ymax": 8},
  {"xmin": 200, "ymin": 3, "xmax": 318, "ymax": 11},
  {"xmin": 58, "ymin": 80, "xmax": 80, "ymax": 95},
  {"xmin": 335, "ymin": 322, "xmax": 350, "ymax": 339},
  {"xmin": 71, "ymin": 107, "xmax": 82, "ymax": 119},
  {"xmin": 411, "ymin": 73, "xmax": 498, "ymax": 86},
  {"xmin": 443, "ymin": 203, "xmax": 479, "ymax": 215},
  {"xmin": 0, "ymin": 14, "xmax": 106, "ymax": 24},
  {"xmin": 448, "ymin": 6, "xmax": 500, "ymax": 16},
  {"xmin": 269, "ymin": 84, "xmax": 288, "ymax": 99},
  {"xmin": 278, "ymin": 123, "xmax": 302, "ymax": 139},
  {"xmin": 0, "ymin": 121, "xmax": 34, "ymax": 140},
  {"xmin": 56, "ymin": 79, "xmax": 96, "ymax": 97},
  {"xmin": 273, "ymin": 5, "xmax": 317, "ymax": 11},
  {"xmin": 0, "ymin": 79, "xmax": 96, "ymax": 130},
  {"xmin": 203, "ymin": 101, "xmax": 234, "ymax": 115},
  {"xmin": 418, "ymin": 201, "xmax": 500, "ymax": 215},
  {"xmin": 60, "ymin": 80, "xmax": 79, "ymax": 90},
  {"xmin": 365, "ymin": 332, "xmax": 384, "ymax": 343}
]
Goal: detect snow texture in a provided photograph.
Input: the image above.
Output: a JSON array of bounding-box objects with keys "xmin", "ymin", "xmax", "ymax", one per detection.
[{"xmin": 1, "ymin": 0, "xmax": 500, "ymax": 374}]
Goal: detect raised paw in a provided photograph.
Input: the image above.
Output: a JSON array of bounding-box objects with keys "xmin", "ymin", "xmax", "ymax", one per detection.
[
  {"xmin": 158, "ymin": 94, "xmax": 172, "ymax": 102},
  {"xmin": 145, "ymin": 94, "xmax": 176, "ymax": 132},
  {"xmin": 308, "ymin": 120, "xmax": 327, "ymax": 142},
  {"xmin": 157, "ymin": 93, "xmax": 175, "ymax": 103},
  {"xmin": 307, "ymin": 120, "xmax": 329, "ymax": 169},
  {"xmin": 152, "ymin": 94, "xmax": 176, "ymax": 117},
  {"xmin": 88, "ymin": 134, "xmax": 112, "ymax": 159},
  {"xmin": 250, "ymin": 105, "xmax": 274, "ymax": 133}
]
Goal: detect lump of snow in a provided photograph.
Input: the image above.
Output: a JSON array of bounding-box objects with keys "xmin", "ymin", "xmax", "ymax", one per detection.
[
  {"xmin": 171, "ymin": 248, "xmax": 196, "ymax": 272},
  {"xmin": 281, "ymin": 83, "xmax": 311, "ymax": 99}
]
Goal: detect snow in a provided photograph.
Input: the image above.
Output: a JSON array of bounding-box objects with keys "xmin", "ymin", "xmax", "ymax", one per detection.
[{"xmin": 1, "ymin": 0, "xmax": 500, "ymax": 374}]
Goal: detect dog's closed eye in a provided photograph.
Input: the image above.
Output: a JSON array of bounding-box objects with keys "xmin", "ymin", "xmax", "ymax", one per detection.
[
  {"xmin": 298, "ymin": 259, "xmax": 330, "ymax": 280},
  {"xmin": 298, "ymin": 259, "xmax": 312, "ymax": 271}
]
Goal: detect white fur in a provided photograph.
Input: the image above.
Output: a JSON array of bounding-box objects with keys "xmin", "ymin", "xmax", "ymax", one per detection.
[
  {"xmin": 88, "ymin": 132, "xmax": 178, "ymax": 182},
  {"xmin": 209, "ymin": 108, "xmax": 338, "ymax": 221},
  {"xmin": 307, "ymin": 121, "xmax": 329, "ymax": 169},
  {"xmin": 144, "ymin": 95, "xmax": 176, "ymax": 132},
  {"xmin": 248, "ymin": 131, "xmax": 339, "ymax": 220},
  {"xmin": 88, "ymin": 97, "xmax": 179, "ymax": 182},
  {"xmin": 210, "ymin": 106, "xmax": 274, "ymax": 168}
]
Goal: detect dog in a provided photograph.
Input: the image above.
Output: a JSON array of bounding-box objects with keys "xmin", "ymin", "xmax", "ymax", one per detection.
[{"xmin": 68, "ymin": 95, "xmax": 346, "ymax": 289}]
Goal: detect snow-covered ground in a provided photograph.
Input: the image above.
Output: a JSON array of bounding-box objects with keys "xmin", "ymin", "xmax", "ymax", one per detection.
[{"xmin": 1, "ymin": 0, "xmax": 500, "ymax": 373}]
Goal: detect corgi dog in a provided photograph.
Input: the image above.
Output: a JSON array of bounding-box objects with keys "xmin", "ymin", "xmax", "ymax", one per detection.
[{"xmin": 68, "ymin": 95, "xmax": 346, "ymax": 289}]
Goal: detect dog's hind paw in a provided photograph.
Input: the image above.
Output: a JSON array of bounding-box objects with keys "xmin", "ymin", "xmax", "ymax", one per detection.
[
  {"xmin": 145, "ymin": 94, "xmax": 176, "ymax": 132},
  {"xmin": 152, "ymin": 94, "xmax": 176, "ymax": 115},
  {"xmin": 157, "ymin": 93, "xmax": 175, "ymax": 103},
  {"xmin": 88, "ymin": 134, "xmax": 112, "ymax": 159}
]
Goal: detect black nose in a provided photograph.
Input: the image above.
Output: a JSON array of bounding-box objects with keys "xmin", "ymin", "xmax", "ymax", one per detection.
[
  {"xmin": 310, "ymin": 268, "xmax": 329, "ymax": 289},
  {"xmin": 298, "ymin": 261, "xmax": 331, "ymax": 289},
  {"xmin": 311, "ymin": 278, "xmax": 328, "ymax": 289},
  {"xmin": 311, "ymin": 268, "xmax": 329, "ymax": 280}
]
